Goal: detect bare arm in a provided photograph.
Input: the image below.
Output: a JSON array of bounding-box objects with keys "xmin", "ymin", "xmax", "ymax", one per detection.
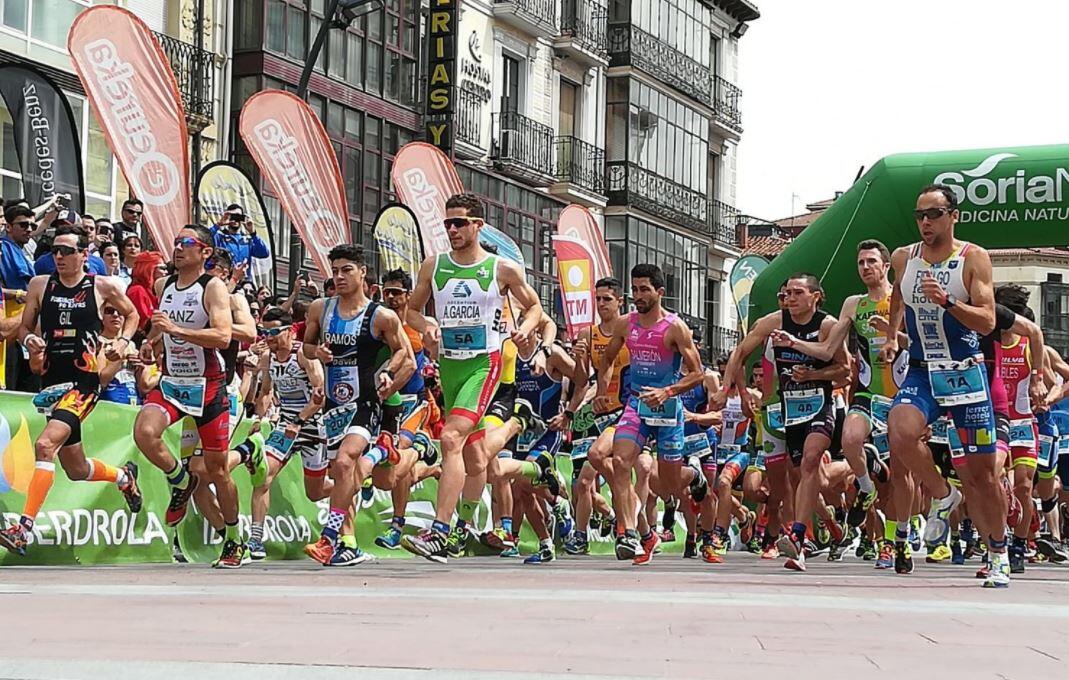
[
  {"xmin": 302, "ymin": 299, "xmax": 325, "ymax": 360},
  {"xmin": 946, "ymin": 246, "xmax": 996, "ymax": 335},
  {"xmin": 716, "ymin": 311, "xmax": 779, "ymax": 403},
  {"xmin": 230, "ymin": 294, "xmax": 258, "ymax": 344},
  {"xmin": 374, "ymin": 307, "xmax": 416, "ymax": 400},
  {"xmin": 499, "ymin": 260, "xmax": 544, "ymax": 343},
  {"xmin": 595, "ymin": 316, "xmax": 628, "ymax": 400},
  {"xmin": 295, "ymin": 351, "xmax": 326, "ymax": 421},
  {"xmin": 16, "ymin": 276, "xmax": 45, "ymax": 346},
  {"xmin": 775, "ymin": 296, "xmax": 857, "ymax": 362},
  {"xmin": 881, "ymin": 247, "xmax": 908, "ymax": 361}
]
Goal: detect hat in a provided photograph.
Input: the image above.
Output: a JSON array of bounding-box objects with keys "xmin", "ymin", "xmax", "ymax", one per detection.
[{"xmin": 55, "ymin": 209, "xmax": 80, "ymax": 225}]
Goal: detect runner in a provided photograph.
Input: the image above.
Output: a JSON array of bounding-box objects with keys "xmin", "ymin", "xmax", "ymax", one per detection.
[
  {"xmin": 882, "ymin": 184, "xmax": 1005, "ymax": 587},
  {"xmin": 401, "ymin": 193, "xmax": 544, "ymax": 563},
  {"xmin": 0, "ymin": 225, "xmax": 142, "ymax": 555},
  {"xmin": 133, "ymin": 225, "xmax": 238, "ymax": 567},
  {"xmin": 302, "ymin": 244, "xmax": 416, "ymax": 566},
  {"xmin": 596, "ymin": 263, "xmax": 708, "ymax": 563}
]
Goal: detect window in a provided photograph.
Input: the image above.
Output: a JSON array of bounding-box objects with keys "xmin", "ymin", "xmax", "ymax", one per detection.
[
  {"xmin": 347, "ymin": 33, "xmax": 364, "ymax": 88},
  {"xmin": 286, "ymin": 4, "xmax": 307, "ymax": 59},
  {"xmin": 266, "ymin": 0, "xmax": 286, "ymax": 52},
  {"xmin": 631, "ymin": 0, "xmax": 712, "ymax": 66},
  {"xmin": 235, "ymin": 0, "xmax": 263, "ymax": 50},
  {"xmin": 559, "ymin": 79, "xmax": 578, "ymax": 137},
  {"xmin": 502, "ymin": 54, "xmax": 521, "ymax": 114},
  {"xmin": 30, "ymin": 0, "xmax": 84, "ymax": 46},
  {"xmin": 2, "ymin": 0, "xmax": 27, "ymax": 31}
]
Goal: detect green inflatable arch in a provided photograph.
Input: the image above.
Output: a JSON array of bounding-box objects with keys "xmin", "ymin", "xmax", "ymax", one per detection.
[{"xmin": 749, "ymin": 143, "xmax": 1069, "ymax": 323}]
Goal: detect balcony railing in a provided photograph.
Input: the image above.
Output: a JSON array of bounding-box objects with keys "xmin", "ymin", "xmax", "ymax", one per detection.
[
  {"xmin": 493, "ymin": 111, "xmax": 554, "ymax": 182},
  {"xmin": 713, "ymin": 75, "xmax": 743, "ymax": 131},
  {"xmin": 606, "ymin": 161, "xmax": 707, "ymax": 233},
  {"xmin": 554, "ymin": 136, "xmax": 605, "ymax": 196},
  {"xmin": 493, "ymin": 0, "xmax": 558, "ymax": 35},
  {"xmin": 560, "ymin": 0, "xmax": 608, "ymax": 56},
  {"xmin": 709, "ymin": 198, "xmax": 743, "ymax": 249},
  {"xmin": 607, "ymin": 23, "xmax": 713, "ymax": 107},
  {"xmin": 153, "ymin": 31, "xmax": 215, "ymax": 127},
  {"xmin": 707, "ymin": 323, "xmax": 740, "ymax": 359},
  {"xmin": 455, "ymin": 88, "xmax": 483, "ymax": 150}
]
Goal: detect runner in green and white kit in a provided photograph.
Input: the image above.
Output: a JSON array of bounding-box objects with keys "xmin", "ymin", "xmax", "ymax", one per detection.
[{"xmin": 403, "ymin": 192, "xmax": 544, "ymax": 563}]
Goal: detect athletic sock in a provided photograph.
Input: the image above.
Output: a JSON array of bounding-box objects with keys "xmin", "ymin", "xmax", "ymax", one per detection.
[
  {"xmin": 233, "ymin": 439, "xmax": 255, "ymax": 464},
  {"xmin": 641, "ymin": 530, "xmax": 653, "ymax": 543},
  {"xmin": 250, "ymin": 522, "xmax": 264, "ymax": 544},
  {"xmin": 431, "ymin": 519, "xmax": 450, "ymax": 535},
  {"xmin": 456, "ymin": 500, "xmax": 477, "ymax": 531},
  {"xmin": 390, "ymin": 516, "xmax": 405, "ymax": 530},
  {"xmin": 501, "ymin": 517, "xmax": 513, "ymax": 535},
  {"xmin": 165, "ymin": 460, "xmax": 190, "ymax": 490},
  {"xmin": 224, "ymin": 522, "xmax": 240, "ymax": 543},
  {"xmin": 884, "ymin": 520, "xmax": 897, "ymax": 544},
  {"xmin": 575, "ymin": 530, "xmax": 587, "ymax": 541},
  {"xmin": 518, "ymin": 460, "xmax": 540, "ymax": 482},
  {"xmin": 989, "ymin": 534, "xmax": 1008, "ymax": 552},
  {"xmin": 340, "ymin": 534, "xmax": 357, "ymax": 549},
  {"xmin": 399, "ymin": 404, "xmax": 429, "ymax": 441},
  {"xmin": 85, "ymin": 459, "xmax": 124, "ymax": 484},
  {"xmin": 791, "ymin": 521, "xmax": 807, "ymax": 543},
  {"xmin": 856, "ymin": 472, "xmax": 874, "ymax": 494},
  {"xmin": 895, "ymin": 525, "xmax": 910, "ymax": 545},
  {"xmin": 540, "ymin": 537, "xmax": 553, "ymax": 551},
  {"xmin": 1011, "ymin": 535, "xmax": 1026, "ymax": 549},
  {"xmin": 20, "ymin": 462, "xmax": 55, "ymax": 530},
  {"xmin": 322, "ymin": 507, "xmax": 346, "ymax": 542},
  {"xmin": 663, "ymin": 503, "xmax": 677, "ymax": 532},
  {"xmin": 364, "ymin": 445, "xmax": 388, "ymax": 466}
]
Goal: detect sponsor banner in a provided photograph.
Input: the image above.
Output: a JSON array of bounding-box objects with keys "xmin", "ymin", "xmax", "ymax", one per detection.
[
  {"xmin": 195, "ymin": 161, "xmax": 275, "ymax": 290},
  {"xmin": 372, "ymin": 203, "xmax": 422, "ymax": 282},
  {"xmin": 391, "ymin": 142, "xmax": 464, "ymax": 258},
  {"xmin": 239, "ymin": 90, "xmax": 350, "ymax": 279},
  {"xmin": 68, "ymin": 5, "xmax": 189, "ymax": 253},
  {"xmin": 0, "ymin": 64, "xmax": 85, "ymax": 211},
  {"xmin": 556, "ymin": 204, "xmax": 611, "ymax": 282},
  {"xmin": 728, "ymin": 254, "xmax": 768, "ymax": 333},
  {"xmin": 424, "ymin": 0, "xmax": 458, "ymax": 153},
  {"xmin": 552, "ymin": 236, "xmax": 597, "ymax": 339},
  {"xmin": 480, "ymin": 224, "xmax": 524, "ymax": 267}
]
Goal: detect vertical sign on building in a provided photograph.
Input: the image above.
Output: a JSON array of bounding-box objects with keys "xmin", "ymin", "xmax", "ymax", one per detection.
[{"xmin": 425, "ymin": 0, "xmax": 457, "ymax": 155}]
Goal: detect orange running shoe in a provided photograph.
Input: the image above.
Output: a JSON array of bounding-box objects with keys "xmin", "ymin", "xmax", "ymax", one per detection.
[{"xmin": 304, "ymin": 536, "xmax": 336, "ymax": 565}]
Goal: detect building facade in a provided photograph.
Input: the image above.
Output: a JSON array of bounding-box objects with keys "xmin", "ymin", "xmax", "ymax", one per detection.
[{"xmin": 990, "ymin": 248, "xmax": 1069, "ymax": 358}]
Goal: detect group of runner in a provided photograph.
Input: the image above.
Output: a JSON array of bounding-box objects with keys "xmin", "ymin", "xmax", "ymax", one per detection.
[{"xmin": 3, "ymin": 187, "xmax": 1068, "ymax": 587}]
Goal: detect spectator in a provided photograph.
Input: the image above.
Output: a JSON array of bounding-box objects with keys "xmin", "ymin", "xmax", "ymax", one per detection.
[
  {"xmin": 101, "ymin": 244, "xmax": 129, "ymax": 289},
  {"xmin": 210, "ymin": 203, "xmax": 269, "ymax": 280},
  {"xmin": 80, "ymin": 214, "xmax": 101, "ymax": 253},
  {"xmin": 96, "ymin": 217, "xmax": 115, "ymax": 249},
  {"xmin": 127, "ymin": 250, "xmax": 168, "ymax": 337},
  {"xmin": 34, "ymin": 209, "xmax": 107, "ymax": 276},
  {"xmin": 115, "ymin": 198, "xmax": 143, "ymax": 244},
  {"xmin": 121, "ymin": 234, "xmax": 141, "ymax": 274},
  {"xmin": 1, "ymin": 205, "xmax": 35, "ymax": 294}
]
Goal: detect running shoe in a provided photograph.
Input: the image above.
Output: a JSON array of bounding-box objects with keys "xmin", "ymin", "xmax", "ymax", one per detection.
[
  {"xmin": 165, "ymin": 472, "xmax": 199, "ymax": 527},
  {"xmin": 615, "ymin": 531, "xmax": 643, "ymax": 561},
  {"xmin": 861, "ymin": 540, "xmax": 877, "ymax": 561},
  {"xmin": 847, "ymin": 488, "xmax": 877, "ymax": 529},
  {"xmin": 739, "ymin": 510, "xmax": 757, "ymax": 545},
  {"xmin": 894, "ymin": 542, "xmax": 914, "ymax": 575},
  {"xmin": 401, "ymin": 528, "xmax": 449, "ymax": 564},
  {"xmin": 0, "ymin": 524, "xmax": 28, "ymax": 556},
  {"xmin": 685, "ymin": 456, "xmax": 708, "ymax": 502},
  {"xmin": 822, "ymin": 514, "xmax": 845, "ymax": 546},
  {"xmin": 633, "ymin": 531, "xmax": 661, "ymax": 565},
  {"xmin": 213, "ymin": 540, "xmax": 247, "ymax": 569},
  {"xmin": 531, "ymin": 451, "xmax": 561, "ymax": 496},
  {"xmin": 760, "ymin": 541, "xmax": 779, "ymax": 560},
  {"xmin": 242, "ymin": 432, "xmax": 268, "ymax": 487},
  {"xmin": 173, "ymin": 535, "xmax": 188, "ymax": 563},
  {"xmin": 982, "ymin": 553, "xmax": 1011, "ymax": 588},
  {"xmin": 963, "ymin": 521, "xmax": 978, "ymax": 559},
  {"xmin": 926, "ymin": 544, "xmax": 952, "ymax": 563},
  {"xmin": 701, "ymin": 543, "xmax": 724, "ymax": 564},
  {"xmin": 499, "ymin": 544, "xmax": 519, "ymax": 558},
  {"xmin": 119, "ymin": 462, "xmax": 143, "ymax": 513},
  {"xmin": 951, "ymin": 539, "xmax": 965, "ymax": 565},
  {"xmin": 413, "ymin": 432, "xmax": 439, "ymax": 466},
  {"xmin": 777, "ymin": 532, "xmax": 803, "ymax": 560},
  {"xmin": 1009, "ymin": 544, "xmax": 1026, "ymax": 574},
  {"xmin": 514, "ymin": 399, "xmax": 546, "ymax": 437},
  {"xmin": 374, "ymin": 432, "xmax": 400, "ymax": 466},
  {"xmin": 814, "ymin": 522, "xmax": 831, "ymax": 549},
  {"xmin": 864, "ymin": 442, "xmax": 890, "ymax": 483},
  {"xmin": 855, "ymin": 535, "xmax": 873, "ymax": 558},
  {"xmin": 375, "ymin": 525, "xmax": 404, "ymax": 550},
  {"xmin": 746, "ymin": 535, "xmax": 763, "ymax": 555},
  {"xmin": 909, "ymin": 518, "xmax": 923, "ymax": 552},
  {"xmin": 975, "ymin": 562, "xmax": 990, "ymax": 579},
  {"xmin": 360, "ymin": 477, "xmax": 374, "ymax": 503},
  {"xmin": 327, "ymin": 545, "xmax": 376, "ymax": 567},
  {"xmin": 709, "ymin": 531, "xmax": 728, "ymax": 556},
  {"xmin": 875, "ymin": 541, "xmax": 894, "ymax": 569},
  {"xmin": 524, "ymin": 545, "xmax": 555, "ymax": 565},
  {"xmin": 480, "ymin": 527, "xmax": 516, "ymax": 551},
  {"xmin": 563, "ymin": 533, "xmax": 589, "ymax": 555},
  {"xmin": 597, "ymin": 514, "xmax": 616, "ymax": 539},
  {"xmin": 827, "ymin": 540, "xmax": 848, "ymax": 562},
  {"xmin": 660, "ymin": 528, "xmax": 677, "ymax": 543},
  {"xmin": 922, "ymin": 487, "xmax": 962, "ymax": 545},
  {"xmin": 1036, "ymin": 536, "xmax": 1069, "ymax": 563},
  {"xmin": 247, "ymin": 538, "xmax": 267, "ymax": 561},
  {"xmin": 683, "ymin": 533, "xmax": 697, "ymax": 558},
  {"xmin": 445, "ymin": 526, "xmax": 467, "ymax": 558},
  {"xmin": 304, "ymin": 536, "xmax": 336, "ymax": 565},
  {"xmin": 553, "ymin": 498, "xmax": 575, "ymax": 541}
]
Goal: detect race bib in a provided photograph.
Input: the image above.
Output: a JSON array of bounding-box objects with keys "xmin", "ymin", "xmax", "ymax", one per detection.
[
  {"xmin": 323, "ymin": 402, "xmax": 360, "ymax": 445},
  {"xmin": 1037, "ymin": 434, "xmax": 1055, "ymax": 468},
  {"xmin": 637, "ymin": 397, "xmax": 681, "ymax": 427},
  {"xmin": 870, "ymin": 395, "xmax": 893, "ymax": 428},
  {"xmin": 441, "ymin": 325, "xmax": 488, "ymax": 359},
  {"xmin": 517, "ymin": 428, "xmax": 538, "ymax": 453},
  {"xmin": 1059, "ymin": 436, "xmax": 1069, "ymax": 457},
  {"xmin": 265, "ymin": 428, "xmax": 296, "ymax": 459},
  {"xmin": 33, "ymin": 382, "xmax": 74, "ymax": 415},
  {"xmin": 1008, "ymin": 418, "xmax": 1036, "ymax": 448},
  {"xmin": 160, "ymin": 376, "xmax": 207, "ymax": 417},
  {"xmin": 684, "ymin": 433, "xmax": 711, "ymax": 458},
  {"xmin": 765, "ymin": 403, "xmax": 784, "ymax": 431},
  {"xmin": 717, "ymin": 443, "xmax": 741, "ymax": 466},
  {"xmin": 930, "ymin": 417, "xmax": 950, "ymax": 445},
  {"xmin": 595, "ymin": 410, "xmax": 621, "ymax": 432},
  {"xmin": 929, "ymin": 358, "xmax": 987, "ymax": 407},
  {"xmin": 753, "ymin": 450, "xmax": 767, "ymax": 471},
  {"xmin": 783, "ymin": 388, "xmax": 825, "ymax": 426},
  {"xmin": 400, "ymin": 393, "xmax": 419, "ymax": 419},
  {"xmin": 872, "ymin": 431, "xmax": 891, "ymax": 462},
  {"xmin": 571, "ymin": 436, "xmax": 594, "ymax": 461}
]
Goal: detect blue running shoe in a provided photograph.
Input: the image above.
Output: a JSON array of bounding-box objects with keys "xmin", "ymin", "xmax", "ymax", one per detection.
[
  {"xmin": 524, "ymin": 545, "xmax": 555, "ymax": 564},
  {"xmin": 375, "ymin": 525, "xmax": 403, "ymax": 550}
]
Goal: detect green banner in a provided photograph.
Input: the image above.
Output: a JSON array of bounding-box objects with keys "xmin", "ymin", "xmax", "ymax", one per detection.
[{"xmin": 729, "ymin": 254, "xmax": 769, "ymax": 333}]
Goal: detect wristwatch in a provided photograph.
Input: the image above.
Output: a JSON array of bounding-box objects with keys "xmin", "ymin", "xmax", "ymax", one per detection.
[{"xmin": 940, "ymin": 294, "xmax": 957, "ymax": 310}]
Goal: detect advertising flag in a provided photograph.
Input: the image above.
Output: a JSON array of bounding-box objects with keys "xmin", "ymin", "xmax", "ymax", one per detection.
[
  {"xmin": 239, "ymin": 90, "xmax": 350, "ymax": 279},
  {"xmin": 0, "ymin": 64, "xmax": 85, "ymax": 211},
  {"xmin": 729, "ymin": 254, "xmax": 769, "ymax": 333},
  {"xmin": 372, "ymin": 203, "xmax": 422, "ymax": 281},
  {"xmin": 556, "ymin": 204, "xmax": 611, "ymax": 282},
  {"xmin": 195, "ymin": 161, "xmax": 275, "ymax": 289},
  {"xmin": 68, "ymin": 5, "xmax": 189, "ymax": 252},
  {"xmin": 552, "ymin": 235, "xmax": 597, "ymax": 338},
  {"xmin": 391, "ymin": 142, "xmax": 464, "ymax": 258}
]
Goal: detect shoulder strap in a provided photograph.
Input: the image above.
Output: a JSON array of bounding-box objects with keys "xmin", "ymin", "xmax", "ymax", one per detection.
[{"xmin": 361, "ymin": 301, "xmax": 380, "ymax": 339}]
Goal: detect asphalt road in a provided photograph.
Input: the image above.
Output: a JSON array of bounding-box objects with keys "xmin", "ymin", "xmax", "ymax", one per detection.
[{"xmin": 2, "ymin": 552, "xmax": 1068, "ymax": 680}]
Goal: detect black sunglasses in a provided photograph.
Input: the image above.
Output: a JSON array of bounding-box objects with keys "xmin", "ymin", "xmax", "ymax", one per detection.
[
  {"xmin": 444, "ymin": 217, "xmax": 478, "ymax": 230},
  {"xmin": 913, "ymin": 207, "xmax": 953, "ymax": 221},
  {"xmin": 53, "ymin": 244, "xmax": 84, "ymax": 257}
]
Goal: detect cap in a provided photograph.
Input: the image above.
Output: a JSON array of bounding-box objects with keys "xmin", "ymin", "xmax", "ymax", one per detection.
[{"xmin": 55, "ymin": 209, "xmax": 80, "ymax": 225}]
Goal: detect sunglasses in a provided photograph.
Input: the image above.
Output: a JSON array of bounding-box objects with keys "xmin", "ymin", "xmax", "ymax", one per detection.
[
  {"xmin": 123, "ymin": 208, "xmax": 143, "ymax": 216},
  {"xmin": 443, "ymin": 217, "xmax": 478, "ymax": 230},
  {"xmin": 913, "ymin": 207, "xmax": 953, "ymax": 221},
  {"xmin": 53, "ymin": 244, "xmax": 85, "ymax": 257},
  {"xmin": 258, "ymin": 325, "xmax": 289, "ymax": 337},
  {"xmin": 10, "ymin": 220, "xmax": 33, "ymax": 229},
  {"xmin": 595, "ymin": 295, "xmax": 616, "ymax": 302},
  {"xmin": 174, "ymin": 236, "xmax": 209, "ymax": 249},
  {"xmin": 382, "ymin": 287, "xmax": 408, "ymax": 297},
  {"xmin": 103, "ymin": 307, "xmax": 123, "ymax": 316}
]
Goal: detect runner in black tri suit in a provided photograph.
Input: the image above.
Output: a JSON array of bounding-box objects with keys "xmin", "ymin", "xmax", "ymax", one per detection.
[{"xmin": 0, "ymin": 224, "xmax": 143, "ymax": 556}]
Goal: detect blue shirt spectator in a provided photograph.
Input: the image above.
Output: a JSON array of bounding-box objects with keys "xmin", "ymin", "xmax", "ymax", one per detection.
[
  {"xmin": 34, "ymin": 251, "xmax": 107, "ymax": 276},
  {"xmin": 1, "ymin": 206, "xmax": 37, "ymax": 291},
  {"xmin": 211, "ymin": 203, "xmax": 269, "ymax": 278}
]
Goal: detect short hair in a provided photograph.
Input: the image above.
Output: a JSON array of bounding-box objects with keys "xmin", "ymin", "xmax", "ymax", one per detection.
[
  {"xmin": 383, "ymin": 268, "xmax": 412, "ymax": 291},
  {"xmin": 292, "ymin": 299, "xmax": 309, "ymax": 321},
  {"xmin": 122, "ymin": 235, "xmax": 142, "ymax": 248},
  {"xmin": 786, "ymin": 272, "xmax": 825, "ymax": 307},
  {"xmin": 445, "ymin": 192, "xmax": 485, "ymax": 218},
  {"xmin": 595, "ymin": 276, "xmax": 623, "ymax": 295},
  {"xmin": 102, "ymin": 244, "xmax": 120, "ymax": 255},
  {"xmin": 716, "ymin": 353, "xmax": 730, "ymax": 366},
  {"xmin": 54, "ymin": 224, "xmax": 89, "ymax": 250},
  {"xmin": 261, "ymin": 307, "xmax": 293, "ymax": 325},
  {"xmin": 82, "ymin": 214, "xmax": 95, "ymax": 223},
  {"xmin": 183, "ymin": 224, "xmax": 214, "ymax": 249},
  {"xmin": 857, "ymin": 239, "xmax": 891, "ymax": 263},
  {"xmin": 328, "ymin": 244, "xmax": 366, "ymax": 265},
  {"xmin": 918, "ymin": 183, "xmax": 959, "ymax": 210},
  {"xmin": 995, "ymin": 283, "xmax": 1031, "ymax": 317},
  {"xmin": 4, "ymin": 205, "xmax": 34, "ymax": 224},
  {"xmin": 122, "ymin": 198, "xmax": 144, "ymax": 211},
  {"xmin": 210, "ymin": 248, "xmax": 233, "ymax": 272},
  {"xmin": 631, "ymin": 263, "xmax": 665, "ymax": 290},
  {"xmin": 324, "ymin": 277, "xmax": 336, "ymax": 291}
]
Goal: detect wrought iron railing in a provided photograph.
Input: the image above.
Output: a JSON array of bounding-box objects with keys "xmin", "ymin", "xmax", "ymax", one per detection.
[
  {"xmin": 153, "ymin": 31, "xmax": 215, "ymax": 122},
  {"xmin": 560, "ymin": 0, "xmax": 608, "ymax": 55},
  {"xmin": 607, "ymin": 23, "xmax": 713, "ymax": 107},
  {"xmin": 713, "ymin": 75, "xmax": 743, "ymax": 130},
  {"xmin": 707, "ymin": 323, "xmax": 740, "ymax": 359},
  {"xmin": 493, "ymin": 111, "xmax": 554, "ymax": 179},
  {"xmin": 606, "ymin": 161, "xmax": 707, "ymax": 233},
  {"xmin": 456, "ymin": 88, "xmax": 482, "ymax": 149},
  {"xmin": 554, "ymin": 136, "xmax": 605, "ymax": 195},
  {"xmin": 493, "ymin": 0, "xmax": 558, "ymax": 32},
  {"xmin": 709, "ymin": 198, "xmax": 743, "ymax": 249}
]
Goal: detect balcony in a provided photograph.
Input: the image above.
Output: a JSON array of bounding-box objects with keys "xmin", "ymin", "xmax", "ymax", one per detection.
[
  {"xmin": 455, "ymin": 88, "xmax": 485, "ymax": 160},
  {"xmin": 492, "ymin": 0, "xmax": 558, "ymax": 40},
  {"xmin": 555, "ymin": 0, "xmax": 608, "ymax": 67},
  {"xmin": 709, "ymin": 198, "xmax": 743, "ymax": 251},
  {"xmin": 607, "ymin": 23, "xmax": 713, "ymax": 108},
  {"xmin": 712, "ymin": 75, "xmax": 743, "ymax": 135},
  {"xmin": 153, "ymin": 31, "xmax": 215, "ymax": 133},
  {"xmin": 1041, "ymin": 281, "xmax": 1069, "ymax": 357},
  {"xmin": 550, "ymin": 136, "xmax": 606, "ymax": 206},
  {"xmin": 707, "ymin": 323, "xmax": 740, "ymax": 360},
  {"xmin": 492, "ymin": 111, "xmax": 555, "ymax": 185},
  {"xmin": 606, "ymin": 161, "xmax": 707, "ymax": 233}
]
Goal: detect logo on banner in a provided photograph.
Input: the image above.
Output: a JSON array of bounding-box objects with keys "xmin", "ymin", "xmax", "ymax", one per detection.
[
  {"xmin": 83, "ymin": 39, "xmax": 181, "ymax": 205},
  {"xmin": 401, "ymin": 167, "xmax": 451, "ymax": 255},
  {"xmin": 561, "ymin": 258, "xmax": 593, "ymax": 324},
  {"xmin": 0, "ymin": 413, "xmax": 33, "ymax": 494}
]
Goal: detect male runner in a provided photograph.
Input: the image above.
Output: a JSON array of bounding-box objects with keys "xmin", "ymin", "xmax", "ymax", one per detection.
[
  {"xmin": 302, "ymin": 244, "xmax": 415, "ymax": 566},
  {"xmin": 596, "ymin": 263, "xmax": 708, "ymax": 562},
  {"xmin": 0, "ymin": 225, "xmax": 142, "ymax": 555},
  {"xmin": 402, "ymin": 193, "xmax": 544, "ymax": 563},
  {"xmin": 882, "ymin": 184, "xmax": 1005, "ymax": 586},
  {"xmin": 133, "ymin": 225, "xmax": 237, "ymax": 567}
]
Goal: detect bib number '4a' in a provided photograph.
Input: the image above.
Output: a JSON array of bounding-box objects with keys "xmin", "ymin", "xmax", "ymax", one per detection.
[{"xmin": 783, "ymin": 388, "xmax": 824, "ymax": 426}]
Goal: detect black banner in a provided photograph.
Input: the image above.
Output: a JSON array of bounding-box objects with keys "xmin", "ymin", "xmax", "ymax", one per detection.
[
  {"xmin": 424, "ymin": 0, "xmax": 457, "ymax": 155},
  {"xmin": 0, "ymin": 64, "xmax": 85, "ymax": 211}
]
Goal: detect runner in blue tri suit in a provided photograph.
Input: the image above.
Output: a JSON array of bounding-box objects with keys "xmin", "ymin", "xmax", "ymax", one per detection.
[{"xmin": 677, "ymin": 342, "xmax": 721, "ymax": 560}]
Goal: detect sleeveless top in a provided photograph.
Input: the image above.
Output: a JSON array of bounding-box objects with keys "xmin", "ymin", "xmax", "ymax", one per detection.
[
  {"xmin": 40, "ymin": 273, "xmax": 102, "ymax": 389},
  {"xmin": 270, "ymin": 341, "xmax": 314, "ymax": 414},
  {"xmin": 590, "ymin": 321, "xmax": 630, "ymax": 411},
  {"xmin": 626, "ymin": 311, "xmax": 680, "ymax": 393},
  {"xmin": 516, "ymin": 354, "xmax": 562, "ymax": 420},
  {"xmin": 321, "ymin": 297, "xmax": 384, "ymax": 406},
  {"xmin": 720, "ymin": 395, "xmax": 751, "ymax": 448},
  {"xmin": 774, "ymin": 309, "xmax": 832, "ymax": 425},
  {"xmin": 431, "ymin": 252, "xmax": 505, "ymax": 360},
  {"xmin": 400, "ymin": 322, "xmax": 427, "ymax": 395},
  {"xmin": 853, "ymin": 293, "xmax": 906, "ymax": 397},
  {"xmin": 901, "ymin": 242, "xmax": 980, "ymax": 364},
  {"xmin": 158, "ymin": 273, "xmax": 225, "ymax": 379},
  {"xmin": 1000, "ymin": 336, "xmax": 1033, "ymax": 421}
]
